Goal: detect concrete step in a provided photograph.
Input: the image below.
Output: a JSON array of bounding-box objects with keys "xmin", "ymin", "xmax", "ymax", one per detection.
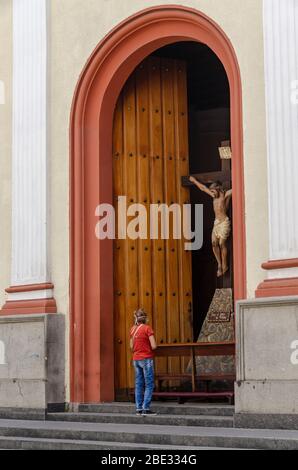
[
  {"xmin": 77, "ymin": 402, "xmax": 235, "ymax": 417},
  {"xmin": 0, "ymin": 419, "xmax": 298, "ymax": 449},
  {"xmin": 0, "ymin": 436, "xmax": 213, "ymax": 450},
  {"xmin": 48, "ymin": 412, "xmax": 234, "ymax": 428}
]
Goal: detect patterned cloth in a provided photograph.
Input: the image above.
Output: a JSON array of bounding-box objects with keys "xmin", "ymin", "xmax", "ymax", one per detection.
[{"xmin": 190, "ymin": 288, "xmax": 235, "ymax": 375}]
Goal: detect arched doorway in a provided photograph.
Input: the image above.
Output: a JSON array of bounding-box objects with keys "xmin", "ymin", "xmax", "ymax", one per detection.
[{"xmin": 70, "ymin": 5, "xmax": 246, "ymax": 403}]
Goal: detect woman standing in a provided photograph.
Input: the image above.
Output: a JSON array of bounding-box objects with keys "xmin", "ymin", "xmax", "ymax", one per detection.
[{"xmin": 130, "ymin": 309, "xmax": 157, "ymax": 416}]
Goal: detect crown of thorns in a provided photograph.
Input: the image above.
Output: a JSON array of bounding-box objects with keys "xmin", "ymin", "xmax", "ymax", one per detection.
[{"xmin": 209, "ymin": 181, "xmax": 222, "ymax": 188}]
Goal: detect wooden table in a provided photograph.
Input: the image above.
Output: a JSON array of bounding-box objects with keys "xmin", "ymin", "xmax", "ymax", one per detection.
[{"xmin": 155, "ymin": 341, "xmax": 235, "ymax": 393}]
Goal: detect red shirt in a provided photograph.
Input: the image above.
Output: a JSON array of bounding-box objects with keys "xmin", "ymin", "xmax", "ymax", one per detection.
[{"xmin": 130, "ymin": 324, "xmax": 154, "ymax": 361}]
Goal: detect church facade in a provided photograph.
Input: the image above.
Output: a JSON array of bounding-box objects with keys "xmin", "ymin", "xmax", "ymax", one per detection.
[{"xmin": 0, "ymin": 0, "xmax": 297, "ymax": 428}]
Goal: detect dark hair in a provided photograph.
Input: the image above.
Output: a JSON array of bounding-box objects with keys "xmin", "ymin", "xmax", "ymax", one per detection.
[
  {"xmin": 134, "ymin": 308, "xmax": 147, "ymax": 324},
  {"xmin": 209, "ymin": 181, "xmax": 222, "ymax": 190}
]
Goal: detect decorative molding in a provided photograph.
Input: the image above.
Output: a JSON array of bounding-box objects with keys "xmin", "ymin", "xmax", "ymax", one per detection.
[
  {"xmin": 267, "ymin": 268, "xmax": 298, "ymax": 280},
  {"xmin": 6, "ymin": 290, "xmax": 54, "ymax": 302},
  {"xmin": 1, "ymin": 298, "xmax": 57, "ymax": 315},
  {"xmin": 262, "ymin": 258, "xmax": 298, "ymax": 280},
  {"xmin": 256, "ymin": 277, "xmax": 298, "ymax": 298},
  {"xmin": 5, "ymin": 283, "xmax": 54, "ymax": 293},
  {"xmin": 262, "ymin": 258, "xmax": 298, "ymax": 270},
  {"xmin": 1, "ymin": 0, "xmax": 55, "ymax": 313}
]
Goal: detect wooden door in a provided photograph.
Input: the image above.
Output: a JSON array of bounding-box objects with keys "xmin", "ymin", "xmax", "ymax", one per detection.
[{"xmin": 113, "ymin": 57, "xmax": 193, "ymax": 397}]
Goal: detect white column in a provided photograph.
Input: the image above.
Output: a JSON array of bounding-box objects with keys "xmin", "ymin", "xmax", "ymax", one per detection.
[
  {"xmin": 9, "ymin": 0, "xmax": 52, "ymax": 300},
  {"xmin": 263, "ymin": 0, "xmax": 298, "ymax": 279}
]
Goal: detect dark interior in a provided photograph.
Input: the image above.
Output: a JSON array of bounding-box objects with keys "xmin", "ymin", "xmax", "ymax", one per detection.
[{"xmin": 152, "ymin": 41, "xmax": 231, "ymax": 339}]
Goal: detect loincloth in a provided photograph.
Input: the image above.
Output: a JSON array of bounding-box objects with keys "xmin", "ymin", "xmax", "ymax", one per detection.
[{"xmin": 212, "ymin": 217, "xmax": 231, "ymax": 242}]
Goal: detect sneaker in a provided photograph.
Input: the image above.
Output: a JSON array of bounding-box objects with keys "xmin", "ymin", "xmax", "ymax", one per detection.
[
  {"xmin": 136, "ymin": 410, "xmax": 143, "ymax": 416},
  {"xmin": 142, "ymin": 410, "xmax": 157, "ymax": 416}
]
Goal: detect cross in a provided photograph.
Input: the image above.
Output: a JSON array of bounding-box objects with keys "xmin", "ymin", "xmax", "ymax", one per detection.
[
  {"xmin": 181, "ymin": 141, "xmax": 231, "ymax": 189},
  {"xmin": 181, "ymin": 140, "xmax": 232, "ymax": 289}
]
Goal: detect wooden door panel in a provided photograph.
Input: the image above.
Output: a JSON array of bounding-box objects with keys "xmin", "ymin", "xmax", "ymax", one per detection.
[
  {"xmin": 174, "ymin": 60, "xmax": 193, "ymax": 340},
  {"xmin": 174, "ymin": 60, "xmax": 193, "ymax": 371},
  {"xmin": 148, "ymin": 57, "xmax": 168, "ymax": 375},
  {"xmin": 161, "ymin": 59, "xmax": 181, "ymax": 376},
  {"xmin": 113, "ymin": 56, "xmax": 192, "ymax": 394},
  {"xmin": 123, "ymin": 76, "xmax": 139, "ymax": 389},
  {"xmin": 113, "ymin": 96, "xmax": 127, "ymax": 392},
  {"xmin": 136, "ymin": 62, "xmax": 153, "ymax": 322}
]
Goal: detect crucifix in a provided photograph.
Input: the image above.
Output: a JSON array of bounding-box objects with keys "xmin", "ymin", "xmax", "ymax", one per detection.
[
  {"xmin": 182, "ymin": 141, "xmax": 232, "ymax": 286},
  {"xmin": 181, "ymin": 140, "xmax": 232, "ymax": 189}
]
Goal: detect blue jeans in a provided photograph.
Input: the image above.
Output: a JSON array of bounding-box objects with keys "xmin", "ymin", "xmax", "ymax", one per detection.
[{"xmin": 133, "ymin": 358, "xmax": 154, "ymax": 411}]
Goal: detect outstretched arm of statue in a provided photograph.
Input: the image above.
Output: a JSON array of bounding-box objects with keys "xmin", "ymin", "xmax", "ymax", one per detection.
[
  {"xmin": 225, "ymin": 189, "xmax": 232, "ymax": 209},
  {"xmin": 189, "ymin": 176, "xmax": 215, "ymax": 198}
]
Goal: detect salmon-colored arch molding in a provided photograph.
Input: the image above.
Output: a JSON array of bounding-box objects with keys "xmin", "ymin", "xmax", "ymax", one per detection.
[{"xmin": 70, "ymin": 5, "xmax": 246, "ymax": 403}]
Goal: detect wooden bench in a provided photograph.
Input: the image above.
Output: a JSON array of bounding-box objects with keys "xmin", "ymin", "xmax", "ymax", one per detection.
[
  {"xmin": 152, "ymin": 391, "xmax": 234, "ymax": 405},
  {"xmin": 153, "ymin": 341, "xmax": 235, "ymax": 403},
  {"xmin": 155, "ymin": 373, "xmax": 235, "ymax": 392}
]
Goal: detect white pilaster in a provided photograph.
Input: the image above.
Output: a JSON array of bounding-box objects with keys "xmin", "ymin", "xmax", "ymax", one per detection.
[
  {"xmin": 11, "ymin": 0, "xmax": 51, "ymax": 293},
  {"xmin": 263, "ymin": 0, "xmax": 298, "ymax": 273}
]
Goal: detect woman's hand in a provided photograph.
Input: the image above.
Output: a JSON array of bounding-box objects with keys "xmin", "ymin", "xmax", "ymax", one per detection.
[{"xmin": 149, "ymin": 335, "xmax": 157, "ymax": 351}]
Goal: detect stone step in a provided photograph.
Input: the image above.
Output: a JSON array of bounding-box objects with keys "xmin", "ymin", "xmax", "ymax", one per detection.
[
  {"xmin": 77, "ymin": 402, "xmax": 234, "ymax": 417},
  {"xmin": 0, "ymin": 436, "xmax": 212, "ymax": 450},
  {"xmin": 48, "ymin": 412, "xmax": 234, "ymax": 428},
  {"xmin": 0, "ymin": 419, "xmax": 298, "ymax": 449}
]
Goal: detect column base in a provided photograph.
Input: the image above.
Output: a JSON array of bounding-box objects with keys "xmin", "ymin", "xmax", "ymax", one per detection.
[
  {"xmin": 0, "ymin": 283, "xmax": 57, "ymax": 315},
  {"xmin": 1, "ymin": 298, "xmax": 57, "ymax": 315},
  {"xmin": 256, "ymin": 277, "xmax": 298, "ymax": 298},
  {"xmin": 0, "ymin": 314, "xmax": 65, "ymax": 410},
  {"xmin": 256, "ymin": 258, "xmax": 298, "ymax": 297},
  {"xmin": 236, "ymin": 297, "xmax": 298, "ymax": 426}
]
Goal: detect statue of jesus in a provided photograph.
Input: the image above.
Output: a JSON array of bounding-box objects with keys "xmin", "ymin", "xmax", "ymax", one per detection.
[{"xmin": 190, "ymin": 177, "xmax": 232, "ymax": 277}]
